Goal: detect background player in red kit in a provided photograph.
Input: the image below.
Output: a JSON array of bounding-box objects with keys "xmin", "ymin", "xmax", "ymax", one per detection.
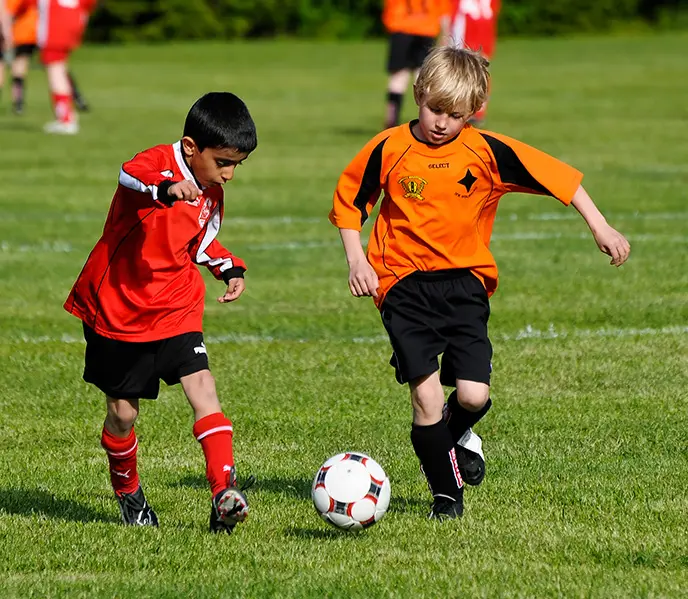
[
  {"xmin": 64, "ymin": 92, "xmax": 257, "ymax": 534},
  {"xmin": 0, "ymin": 0, "xmax": 88, "ymax": 114},
  {"xmin": 38, "ymin": 0, "xmax": 95, "ymax": 134},
  {"xmin": 451, "ymin": 0, "xmax": 500, "ymax": 124}
]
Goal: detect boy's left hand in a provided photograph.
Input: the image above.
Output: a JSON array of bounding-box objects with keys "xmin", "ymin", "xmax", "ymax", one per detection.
[
  {"xmin": 593, "ymin": 224, "xmax": 631, "ymax": 267},
  {"xmin": 218, "ymin": 277, "xmax": 245, "ymax": 303}
]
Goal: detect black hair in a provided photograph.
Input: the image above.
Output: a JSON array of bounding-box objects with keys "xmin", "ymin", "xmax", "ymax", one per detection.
[{"xmin": 183, "ymin": 92, "xmax": 257, "ymax": 153}]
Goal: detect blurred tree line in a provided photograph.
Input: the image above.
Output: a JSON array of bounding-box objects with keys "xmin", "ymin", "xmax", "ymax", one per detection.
[{"xmin": 86, "ymin": 0, "xmax": 687, "ymax": 42}]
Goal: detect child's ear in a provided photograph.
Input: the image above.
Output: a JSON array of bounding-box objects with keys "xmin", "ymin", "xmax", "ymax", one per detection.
[{"xmin": 181, "ymin": 136, "xmax": 198, "ymax": 158}]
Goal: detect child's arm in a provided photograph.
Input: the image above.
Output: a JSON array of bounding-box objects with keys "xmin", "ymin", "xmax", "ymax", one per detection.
[
  {"xmin": 339, "ymin": 228, "xmax": 379, "ymax": 298},
  {"xmin": 571, "ymin": 185, "xmax": 631, "ymax": 267}
]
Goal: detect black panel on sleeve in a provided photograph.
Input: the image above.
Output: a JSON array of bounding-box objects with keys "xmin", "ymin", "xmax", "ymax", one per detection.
[
  {"xmin": 479, "ymin": 133, "xmax": 552, "ymax": 196},
  {"xmin": 353, "ymin": 137, "xmax": 388, "ymax": 226}
]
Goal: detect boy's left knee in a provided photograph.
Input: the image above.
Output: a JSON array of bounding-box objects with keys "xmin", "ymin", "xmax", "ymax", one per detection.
[{"xmin": 455, "ymin": 379, "xmax": 490, "ymax": 411}]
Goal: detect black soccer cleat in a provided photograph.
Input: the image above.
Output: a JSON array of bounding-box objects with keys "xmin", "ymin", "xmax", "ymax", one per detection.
[
  {"xmin": 455, "ymin": 428, "xmax": 486, "ymax": 486},
  {"xmin": 428, "ymin": 493, "xmax": 464, "ymax": 520},
  {"xmin": 209, "ymin": 475, "xmax": 255, "ymax": 535},
  {"xmin": 116, "ymin": 486, "xmax": 159, "ymax": 527}
]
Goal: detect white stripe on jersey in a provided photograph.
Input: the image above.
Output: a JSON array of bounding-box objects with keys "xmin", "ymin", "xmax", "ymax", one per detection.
[
  {"xmin": 118, "ymin": 168, "xmax": 161, "ymax": 201},
  {"xmin": 37, "ymin": 0, "xmax": 50, "ymax": 47},
  {"xmin": 173, "ymin": 141, "xmax": 196, "ymax": 183},
  {"xmin": 195, "ymin": 207, "xmax": 234, "ymax": 272}
]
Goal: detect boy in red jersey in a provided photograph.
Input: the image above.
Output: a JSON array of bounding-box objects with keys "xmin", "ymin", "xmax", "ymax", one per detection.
[
  {"xmin": 64, "ymin": 92, "xmax": 257, "ymax": 534},
  {"xmin": 330, "ymin": 47, "xmax": 630, "ymax": 519},
  {"xmin": 451, "ymin": 0, "xmax": 500, "ymax": 124},
  {"xmin": 37, "ymin": 0, "xmax": 95, "ymax": 133}
]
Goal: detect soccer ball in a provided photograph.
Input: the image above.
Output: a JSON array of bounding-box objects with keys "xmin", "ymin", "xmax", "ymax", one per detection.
[{"xmin": 312, "ymin": 452, "xmax": 391, "ymax": 531}]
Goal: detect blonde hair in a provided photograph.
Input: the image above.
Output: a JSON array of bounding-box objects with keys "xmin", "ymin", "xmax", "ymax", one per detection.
[{"xmin": 414, "ymin": 45, "xmax": 490, "ymax": 116}]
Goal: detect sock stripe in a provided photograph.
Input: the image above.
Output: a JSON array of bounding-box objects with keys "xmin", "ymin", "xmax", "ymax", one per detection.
[
  {"xmin": 449, "ymin": 447, "xmax": 464, "ymax": 489},
  {"xmin": 196, "ymin": 425, "xmax": 233, "ymax": 442},
  {"xmin": 104, "ymin": 438, "xmax": 138, "ymax": 458}
]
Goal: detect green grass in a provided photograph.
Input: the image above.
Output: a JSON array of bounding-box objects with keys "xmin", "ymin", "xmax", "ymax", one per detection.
[{"xmin": 1, "ymin": 32, "xmax": 687, "ymax": 598}]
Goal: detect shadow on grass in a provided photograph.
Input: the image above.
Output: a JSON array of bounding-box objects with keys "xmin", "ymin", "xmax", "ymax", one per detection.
[
  {"xmin": 0, "ymin": 121, "xmax": 37, "ymax": 132},
  {"xmin": 0, "ymin": 488, "xmax": 120, "ymax": 524},
  {"xmin": 389, "ymin": 495, "xmax": 428, "ymax": 515},
  {"xmin": 172, "ymin": 474, "xmax": 312, "ymax": 500}
]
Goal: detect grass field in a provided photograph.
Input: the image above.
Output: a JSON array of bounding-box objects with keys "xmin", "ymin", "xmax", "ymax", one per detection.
[{"xmin": 0, "ymin": 32, "xmax": 687, "ymax": 598}]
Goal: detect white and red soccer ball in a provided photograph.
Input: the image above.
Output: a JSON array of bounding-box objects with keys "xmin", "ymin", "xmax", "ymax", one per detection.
[{"xmin": 312, "ymin": 452, "xmax": 391, "ymax": 531}]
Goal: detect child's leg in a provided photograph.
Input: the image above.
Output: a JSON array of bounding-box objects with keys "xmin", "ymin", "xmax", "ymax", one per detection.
[
  {"xmin": 409, "ymin": 372, "xmax": 464, "ymax": 505},
  {"xmin": 385, "ymin": 69, "xmax": 410, "ymax": 128},
  {"xmin": 181, "ymin": 369, "xmax": 234, "ymax": 495},
  {"xmin": 101, "ymin": 396, "xmax": 140, "ymax": 496},
  {"xmin": 67, "ymin": 69, "xmax": 89, "ymax": 111},
  {"xmin": 445, "ymin": 379, "xmax": 491, "ymax": 442},
  {"xmin": 10, "ymin": 53, "xmax": 31, "ymax": 113}
]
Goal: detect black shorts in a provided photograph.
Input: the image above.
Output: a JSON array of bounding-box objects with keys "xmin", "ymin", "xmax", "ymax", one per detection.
[
  {"xmin": 380, "ymin": 269, "xmax": 492, "ymax": 386},
  {"xmin": 1, "ymin": 43, "xmax": 36, "ymax": 60},
  {"xmin": 387, "ymin": 33, "xmax": 435, "ymax": 73},
  {"xmin": 82, "ymin": 324, "xmax": 210, "ymax": 400}
]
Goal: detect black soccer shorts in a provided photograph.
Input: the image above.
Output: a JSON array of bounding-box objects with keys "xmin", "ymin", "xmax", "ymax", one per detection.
[
  {"xmin": 82, "ymin": 324, "xmax": 210, "ymax": 399},
  {"xmin": 380, "ymin": 269, "xmax": 492, "ymax": 386},
  {"xmin": 387, "ymin": 33, "xmax": 435, "ymax": 73}
]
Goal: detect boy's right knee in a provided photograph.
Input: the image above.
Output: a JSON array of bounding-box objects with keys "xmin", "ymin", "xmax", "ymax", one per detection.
[{"xmin": 105, "ymin": 397, "xmax": 139, "ymax": 436}]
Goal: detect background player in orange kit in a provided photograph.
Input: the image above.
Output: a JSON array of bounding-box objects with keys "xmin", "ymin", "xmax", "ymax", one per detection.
[
  {"xmin": 451, "ymin": 0, "xmax": 501, "ymax": 124},
  {"xmin": 330, "ymin": 46, "xmax": 630, "ymax": 520},
  {"xmin": 38, "ymin": 0, "xmax": 95, "ymax": 133},
  {"xmin": 64, "ymin": 92, "xmax": 258, "ymax": 533},
  {"xmin": 382, "ymin": 0, "xmax": 451, "ymax": 129}
]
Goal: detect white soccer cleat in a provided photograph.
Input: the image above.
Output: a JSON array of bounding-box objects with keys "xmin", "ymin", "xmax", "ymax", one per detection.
[
  {"xmin": 456, "ymin": 428, "xmax": 485, "ymax": 486},
  {"xmin": 457, "ymin": 428, "xmax": 484, "ymax": 461},
  {"xmin": 43, "ymin": 120, "xmax": 79, "ymax": 135}
]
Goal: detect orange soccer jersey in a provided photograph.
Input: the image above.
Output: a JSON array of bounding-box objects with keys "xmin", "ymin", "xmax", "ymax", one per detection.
[
  {"xmin": 8, "ymin": 0, "xmax": 37, "ymax": 46},
  {"xmin": 383, "ymin": 0, "xmax": 451, "ymax": 37},
  {"xmin": 330, "ymin": 122, "xmax": 583, "ymax": 307}
]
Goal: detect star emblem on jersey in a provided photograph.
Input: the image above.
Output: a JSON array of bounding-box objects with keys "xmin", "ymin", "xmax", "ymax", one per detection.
[
  {"xmin": 458, "ymin": 169, "xmax": 477, "ymax": 192},
  {"xmin": 399, "ymin": 176, "xmax": 428, "ymax": 201}
]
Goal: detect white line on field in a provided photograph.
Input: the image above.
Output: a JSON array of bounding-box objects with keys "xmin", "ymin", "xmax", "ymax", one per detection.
[
  {"xmin": 1, "ymin": 231, "xmax": 685, "ymax": 255},
  {"xmin": 6, "ymin": 324, "xmax": 686, "ymax": 346}
]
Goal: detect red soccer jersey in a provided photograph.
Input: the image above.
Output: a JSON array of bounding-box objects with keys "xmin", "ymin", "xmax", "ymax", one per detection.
[
  {"xmin": 37, "ymin": 0, "xmax": 92, "ymax": 51},
  {"xmin": 64, "ymin": 142, "xmax": 246, "ymax": 342},
  {"xmin": 452, "ymin": 0, "xmax": 500, "ymax": 58}
]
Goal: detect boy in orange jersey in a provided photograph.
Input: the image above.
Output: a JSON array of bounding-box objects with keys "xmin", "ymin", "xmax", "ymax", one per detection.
[
  {"xmin": 382, "ymin": 0, "xmax": 451, "ymax": 128},
  {"xmin": 330, "ymin": 46, "xmax": 630, "ymax": 519}
]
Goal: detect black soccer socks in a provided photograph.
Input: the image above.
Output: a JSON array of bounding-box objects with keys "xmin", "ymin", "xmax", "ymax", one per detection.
[
  {"xmin": 411, "ymin": 420, "xmax": 463, "ymax": 501},
  {"xmin": 445, "ymin": 392, "xmax": 492, "ymax": 444}
]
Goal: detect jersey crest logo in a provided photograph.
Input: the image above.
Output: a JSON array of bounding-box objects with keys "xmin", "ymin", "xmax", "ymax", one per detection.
[
  {"xmin": 399, "ymin": 176, "xmax": 428, "ymax": 201},
  {"xmin": 198, "ymin": 197, "xmax": 213, "ymax": 227},
  {"xmin": 160, "ymin": 170, "xmax": 174, "ymax": 178}
]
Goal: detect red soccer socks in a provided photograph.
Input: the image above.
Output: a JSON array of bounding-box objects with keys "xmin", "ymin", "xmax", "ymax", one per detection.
[
  {"xmin": 193, "ymin": 413, "xmax": 235, "ymax": 496},
  {"xmin": 50, "ymin": 92, "xmax": 75, "ymax": 124},
  {"xmin": 101, "ymin": 427, "xmax": 140, "ymax": 497}
]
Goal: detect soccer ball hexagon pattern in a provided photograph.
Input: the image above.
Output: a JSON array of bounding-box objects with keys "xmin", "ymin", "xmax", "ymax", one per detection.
[{"xmin": 312, "ymin": 452, "xmax": 391, "ymax": 531}]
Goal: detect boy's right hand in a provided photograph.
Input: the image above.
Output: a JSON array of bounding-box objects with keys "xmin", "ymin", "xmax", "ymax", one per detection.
[
  {"xmin": 348, "ymin": 260, "xmax": 379, "ymax": 299},
  {"xmin": 167, "ymin": 180, "xmax": 199, "ymax": 201}
]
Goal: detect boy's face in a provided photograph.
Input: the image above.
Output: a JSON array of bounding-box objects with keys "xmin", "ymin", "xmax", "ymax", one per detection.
[
  {"xmin": 182, "ymin": 136, "xmax": 249, "ymax": 188},
  {"xmin": 415, "ymin": 94, "xmax": 470, "ymax": 145}
]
